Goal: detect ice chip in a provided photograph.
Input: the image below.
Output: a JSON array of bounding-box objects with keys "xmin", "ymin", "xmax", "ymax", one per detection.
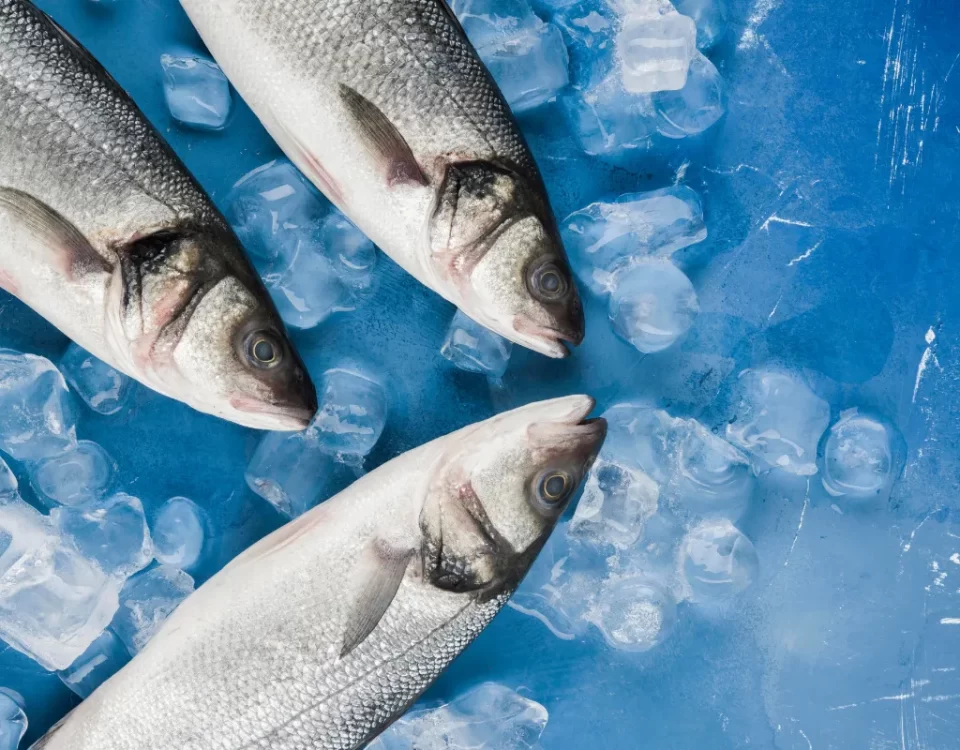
[
  {"xmin": 52, "ymin": 493, "xmax": 153, "ymax": 580},
  {"xmin": 725, "ymin": 368, "xmax": 831, "ymax": 476},
  {"xmin": 570, "ymin": 458, "xmax": 660, "ymax": 549},
  {"xmin": 59, "ymin": 343, "xmax": 133, "ymax": 416},
  {"xmin": 262, "ymin": 239, "xmax": 348, "ymax": 331},
  {"xmin": 617, "ymin": 0, "xmax": 698, "ymax": 94},
  {"xmin": 112, "ymin": 566, "xmax": 194, "ymax": 655},
  {"xmin": 441, "ymin": 310, "xmax": 514, "ymax": 378},
  {"xmin": 588, "ymin": 576, "xmax": 677, "ymax": 652},
  {"xmin": 0, "ymin": 496, "xmax": 121, "ymax": 671},
  {"xmin": 57, "ymin": 628, "xmax": 130, "ymax": 699},
  {"xmin": 371, "ymin": 682, "xmax": 548, "ymax": 750},
  {"xmin": 450, "ymin": 0, "xmax": 541, "ymax": 51},
  {"xmin": 0, "ymin": 349, "xmax": 77, "ymax": 462},
  {"xmin": 310, "ymin": 369, "xmax": 387, "ymax": 461},
  {"xmin": 160, "ymin": 53, "xmax": 232, "ymax": 131},
  {"xmin": 30, "ymin": 440, "xmax": 116, "ymax": 507},
  {"xmin": 0, "ymin": 457, "xmax": 16, "ymax": 499},
  {"xmin": 671, "ymin": 421, "xmax": 754, "ymax": 522},
  {"xmin": 679, "ymin": 519, "xmax": 758, "ymax": 602},
  {"xmin": 245, "ymin": 431, "xmax": 340, "ymax": 518},
  {"xmin": 562, "ymin": 186, "xmax": 707, "ymax": 295},
  {"xmin": 673, "ymin": 0, "xmax": 728, "ymax": 49},
  {"xmin": 553, "ymin": 0, "xmax": 619, "ymax": 91},
  {"xmin": 0, "ymin": 689, "xmax": 27, "ymax": 750},
  {"xmin": 483, "ymin": 22, "xmax": 571, "ymax": 112},
  {"xmin": 152, "ymin": 496, "xmax": 207, "ymax": 570},
  {"xmin": 609, "ymin": 258, "xmax": 699, "ymax": 353},
  {"xmin": 562, "ymin": 74, "xmax": 658, "ymax": 157},
  {"xmin": 653, "ymin": 52, "xmax": 726, "ymax": 138},
  {"xmin": 820, "ymin": 410, "xmax": 895, "ymax": 500},
  {"xmin": 321, "ymin": 213, "xmax": 378, "ymax": 292}
]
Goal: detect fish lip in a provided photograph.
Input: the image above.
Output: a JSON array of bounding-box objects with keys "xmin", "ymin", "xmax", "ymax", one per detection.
[
  {"xmin": 228, "ymin": 396, "xmax": 316, "ymax": 431},
  {"xmin": 511, "ymin": 318, "xmax": 583, "ymax": 359}
]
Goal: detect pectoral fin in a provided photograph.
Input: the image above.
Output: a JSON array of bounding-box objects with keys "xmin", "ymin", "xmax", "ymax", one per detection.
[
  {"xmin": 0, "ymin": 188, "xmax": 111, "ymax": 279},
  {"xmin": 340, "ymin": 539, "xmax": 414, "ymax": 658},
  {"xmin": 339, "ymin": 84, "xmax": 428, "ymax": 188}
]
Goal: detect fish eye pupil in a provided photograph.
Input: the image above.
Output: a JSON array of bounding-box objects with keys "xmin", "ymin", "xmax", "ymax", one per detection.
[
  {"xmin": 244, "ymin": 331, "xmax": 283, "ymax": 369},
  {"xmin": 540, "ymin": 472, "xmax": 569, "ymax": 503},
  {"xmin": 540, "ymin": 270, "xmax": 561, "ymax": 293},
  {"xmin": 253, "ymin": 339, "xmax": 275, "ymax": 363},
  {"xmin": 531, "ymin": 262, "xmax": 568, "ymax": 301}
]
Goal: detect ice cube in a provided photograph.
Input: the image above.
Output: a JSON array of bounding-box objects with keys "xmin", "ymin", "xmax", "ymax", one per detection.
[
  {"xmin": 617, "ymin": 0, "xmax": 698, "ymax": 94},
  {"xmin": 561, "ymin": 185, "xmax": 707, "ymax": 295},
  {"xmin": 0, "ymin": 688, "xmax": 27, "ymax": 750},
  {"xmin": 30, "ymin": 441, "xmax": 116, "ymax": 508},
  {"xmin": 670, "ymin": 421, "xmax": 754, "ymax": 522},
  {"xmin": 820, "ymin": 410, "xmax": 895, "ymax": 500},
  {"xmin": 245, "ymin": 431, "xmax": 340, "ymax": 518},
  {"xmin": 588, "ymin": 575, "xmax": 677, "ymax": 652},
  {"xmin": 57, "ymin": 628, "xmax": 130, "ymax": 699},
  {"xmin": 310, "ymin": 369, "xmax": 388, "ymax": 461},
  {"xmin": 725, "ymin": 368, "xmax": 831, "ymax": 476},
  {"xmin": 609, "ymin": 258, "xmax": 699, "ymax": 353},
  {"xmin": 0, "ymin": 496, "xmax": 121, "ymax": 671},
  {"xmin": 160, "ymin": 53, "xmax": 232, "ymax": 131},
  {"xmin": 372, "ymin": 682, "xmax": 548, "ymax": 750},
  {"xmin": 112, "ymin": 566, "xmax": 194, "ymax": 655},
  {"xmin": 261, "ymin": 238, "xmax": 349, "ymax": 331},
  {"xmin": 552, "ymin": 0, "xmax": 619, "ymax": 91},
  {"xmin": 0, "ymin": 349, "xmax": 77, "ymax": 462},
  {"xmin": 679, "ymin": 519, "xmax": 758, "ymax": 602},
  {"xmin": 151, "ymin": 497, "xmax": 207, "ymax": 570},
  {"xmin": 570, "ymin": 458, "xmax": 660, "ymax": 549},
  {"xmin": 440, "ymin": 310, "xmax": 514, "ymax": 378},
  {"xmin": 321, "ymin": 213, "xmax": 378, "ymax": 293},
  {"xmin": 673, "ymin": 0, "xmax": 728, "ymax": 50},
  {"xmin": 52, "ymin": 493, "xmax": 153, "ymax": 580},
  {"xmin": 59, "ymin": 343, "xmax": 133, "ymax": 416},
  {"xmin": 652, "ymin": 52, "xmax": 726, "ymax": 138},
  {"xmin": 562, "ymin": 74, "xmax": 658, "ymax": 157},
  {"xmin": 450, "ymin": 0, "xmax": 540, "ymax": 50},
  {"xmin": 0, "ymin": 457, "xmax": 16, "ymax": 500}
]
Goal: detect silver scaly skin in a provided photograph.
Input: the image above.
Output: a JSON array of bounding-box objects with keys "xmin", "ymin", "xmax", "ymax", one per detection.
[
  {"xmin": 180, "ymin": 0, "xmax": 586, "ymax": 358},
  {"xmin": 0, "ymin": 0, "xmax": 316, "ymax": 430},
  {"xmin": 32, "ymin": 396, "xmax": 606, "ymax": 750}
]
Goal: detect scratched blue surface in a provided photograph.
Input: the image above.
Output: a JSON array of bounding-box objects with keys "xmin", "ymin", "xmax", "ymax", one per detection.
[{"xmin": 1, "ymin": 0, "xmax": 959, "ymax": 747}]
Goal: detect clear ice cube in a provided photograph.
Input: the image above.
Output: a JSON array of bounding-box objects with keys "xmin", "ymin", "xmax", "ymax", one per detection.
[
  {"xmin": 372, "ymin": 682, "xmax": 549, "ymax": 750},
  {"xmin": 0, "ymin": 457, "xmax": 16, "ymax": 500},
  {"xmin": 160, "ymin": 53, "xmax": 232, "ymax": 131},
  {"xmin": 30, "ymin": 441, "xmax": 116, "ymax": 508},
  {"xmin": 670, "ymin": 421, "xmax": 754, "ymax": 522},
  {"xmin": 725, "ymin": 368, "xmax": 831, "ymax": 476},
  {"xmin": 0, "ymin": 688, "xmax": 27, "ymax": 750},
  {"xmin": 561, "ymin": 185, "xmax": 707, "ymax": 295},
  {"xmin": 440, "ymin": 310, "xmax": 514, "ymax": 378},
  {"xmin": 0, "ymin": 496, "xmax": 121, "ymax": 671},
  {"xmin": 245, "ymin": 431, "xmax": 340, "ymax": 518},
  {"xmin": 609, "ymin": 258, "xmax": 700, "ymax": 353},
  {"xmin": 112, "ymin": 566, "xmax": 194, "ymax": 655},
  {"xmin": 57, "ymin": 628, "xmax": 130, "ymax": 699},
  {"xmin": 587, "ymin": 575, "xmax": 678, "ymax": 652},
  {"xmin": 450, "ymin": 0, "xmax": 541, "ymax": 51},
  {"xmin": 310, "ymin": 369, "xmax": 388, "ymax": 461},
  {"xmin": 0, "ymin": 349, "xmax": 77, "ymax": 463},
  {"xmin": 59, "ymin": 343, "xmax": 133, "ymax": 416},
  {"xmin": 673, "ymin": 0, "xmax": 728, "ymax": 50},
  {"xmin": 562, "ymin": 74, "xmax": 658, "ymax": 157},
  {"xmin": 52, "ymin": 494, "xmax": 153, "ymax": 581},
  {"xmin": 552, "ymin": 0, "xmax": 619, "ymax": 91},
  {"xmin": 570, "ymin": 457, "xmax": 660, "ymax": 549},
  {"xmin": 261, "ymin": 239, "xmax": 348, "ymax": 331},
  {"xmin": 321, "ymin": 213, "xmax": 378, "ymax": 293},
  {"xmin": 653, "ymin": 52, "xmax": 726, "ymax": 138},
  {"xmin": 679, "ymin": 519, "xmax": 758, "ymax": 602},
  {"xmin": 820, "ymin": 410, "xmax": 895, "ymax": 500},
  {"xmin": 151, "ymin": 497, "xmax": 207, "ymax": 571},
  {"xmin": 617, "ymin": 0, "xmax": 698, "ymax": 94}
]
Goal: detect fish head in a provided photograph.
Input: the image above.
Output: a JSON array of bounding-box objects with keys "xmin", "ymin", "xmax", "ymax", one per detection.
[
  {"xmin": 162, "ymin": 237, "xmax": 317, "ymax": 430},
  {"xmin": 431, "ymin": 164, "xmax": 585, "ymax": 358},
  {"xmin": 421, "ymin": 395, "xmax": 605, "ymax": 596}
]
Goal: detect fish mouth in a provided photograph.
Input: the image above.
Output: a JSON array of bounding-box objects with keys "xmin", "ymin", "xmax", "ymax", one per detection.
[
  {"xmin": 229, "ymin": 395, "xmax": 317, "ymax": 431},
  {"xmin": 511, "ymin": 318, "xmax": 584, "ymax": 359}
]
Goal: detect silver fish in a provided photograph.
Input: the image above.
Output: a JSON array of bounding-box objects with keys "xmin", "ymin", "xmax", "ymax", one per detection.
[
  {"xmin": 180, "ymin": 0, "xmax": 586, "ymax": 358},
  {"xmin": 33, "ymin": 395, "xmax": 605, "ymax": 750},
  {"xmin": 0, "ymin": 0, "xmax": 316, "ymax": 429}
]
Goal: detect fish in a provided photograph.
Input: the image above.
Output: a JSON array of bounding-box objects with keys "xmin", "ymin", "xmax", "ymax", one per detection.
[
  {"xmin": 179, "ymin": 0, "xmax": 586, "ymax": 359},
  {"xmin": 0, "ymin": 0, "xmax": 317, "ymax": 430},
  {"xmin": 32, "ymin": 395, "xmax": 606, "ymax": 750}
]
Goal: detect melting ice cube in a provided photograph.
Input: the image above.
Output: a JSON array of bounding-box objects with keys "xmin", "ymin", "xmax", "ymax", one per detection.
[
  {"xmin": 310, "ymin": 369, "xmax": 388, "ymax": 461},
  {"xmin": 0, "ymin": 457, "xmax": 16, "ymax": 499},
  {"xmin": 617, "ymin": 0, "xmax": 698, "ymax": 94},
  {"xmin": 0, "ymin": 349, "xmax": 77, "ymax": 462},
  {"xmin": 261, "ymin": 239, "xmax": 349, "ymax": 331},
  {"xmin": 609, "ymin": 258, "xmax": 699, "ymax": 353},
  {"xmin": 52, "ymin": 493, "xmax": 153, "ymax": 580},
  {"xmin": 30, "ymin": 440, "xmax": 116, "ymax": 507},
  {"xmin": 59, "ymin": 343, "xmax": 133, "ymax": 416},
  {"xmin": 160, "ymin": 53, "xmax": 232, "ymax": 131},
  {"xmin": 440, "ymin": 310, "xmax": 514, "ymax": 378},
  {"xmin": 562, "ymin": 73, "xmax": 658, "ymax": 157},
  {"xmin": 57, "ymin": 628, "xmax": 130, "ymax": 699},
  {"xmin": 245, "ymin": 431, "xmax": 340, "ymax": 518},
  {"xmin": 0, "ymin": 688, "xmax": 27, "ymax": 750},
  {"xmin": 112, "ymin": 566, "xmax": 194, "ymax": 655},
  {"xmin": 653, "ymin": 52, "xmax": 726, "ymax": 138},
  {"xmin": 679, "ymin": 519, "xmax": 758, "ymax": 602},
  {"xmin": 321, "ymin": 213, "xmax": 378, "ymax": 293},
  {"xmin": 552, "ymin": 0, "xmax": 620, "ymax": 91},
  {"xmin": 152, "ymin": 496, "xmax": 208, "ymax": 570},
  {"xmin": 588, "ymin": 575, "xmax": 678, "ymax": 652},
  {"xmin": 673, "ymin": 0, "xmax": 728, "ymax": 50},
  {"xmin": 570, "ymin": 458, "xmax": 660, "ymax": 549},
  {"xmin": 371, "ymin": 682, "xmax": 549, "ymax": 750},
  {"xmin": 670, "ymin": 421, "xmax": 754, "ymax": 522},
  {"xmin": 820, "ymin": 410, "xmax": 896, "ymax": 500}
]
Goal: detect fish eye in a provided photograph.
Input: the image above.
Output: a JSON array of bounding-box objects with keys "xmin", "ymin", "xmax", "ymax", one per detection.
[
  {"xmin": 529, "ymin": 261, "xmax": 569, "ymax": 302},
  {"xmin": 244, "ymin": 331, "xmax": 283, "ymax": 369},
  {"xmin": 537, "ymin": 470, "xmax": 573, "ymax": 506}
]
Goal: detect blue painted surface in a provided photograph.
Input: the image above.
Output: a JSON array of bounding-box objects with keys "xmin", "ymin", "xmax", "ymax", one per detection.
[{"xmin": 1, "ymin": 0, "xmax": 958, "ymax": 747}]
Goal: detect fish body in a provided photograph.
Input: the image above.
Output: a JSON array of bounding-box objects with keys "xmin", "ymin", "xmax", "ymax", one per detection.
[
  {"xmin": 33, "ymin": 396, "xmax": 605, "ymax": 750},
  {"xmin": 180, "ymin": 0, "xmax": 585, "ymax": 358},
  {"xmin": 0, "ymin": 0, "xmax": 316, "ymax": 429}
]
